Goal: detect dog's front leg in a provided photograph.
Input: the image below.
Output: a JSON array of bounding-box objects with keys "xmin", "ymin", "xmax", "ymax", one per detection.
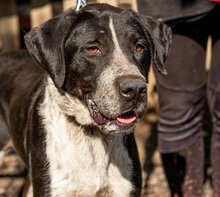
[
  {"xmin": 25, "ymin": 113, "xmax": 51, "ymax": 197},
  {"xmin": 124, "ymin": 134, "xmax": 142, "ymax": 197}
]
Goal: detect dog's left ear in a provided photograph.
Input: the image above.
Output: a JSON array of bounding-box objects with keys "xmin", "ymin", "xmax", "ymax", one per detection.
[
  {"xmin": 140, "ymin": 16, "xmax": 172, "ymax": 75},
  {"xmin": 25, "ymin": 9, "xmax": 76, "ymax": 88}
]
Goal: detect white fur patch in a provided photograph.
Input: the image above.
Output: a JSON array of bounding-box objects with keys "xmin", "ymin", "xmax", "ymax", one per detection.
[
  {"xmin": 104, "ymin": 122, "xmax": 119, "ymax": 132},
  {"xmin": 39, "ymin": 78, "xmax": 134, "ymax": 196},
  {"xmin": 93, "ymin": 17, "xmax": 146, "ymax": 120},
  {"xmin": 109, "ymin": 18, "xmax": 121, "ymax": 52},
  {"xmin": 47, "ymin": 78, "xmax": 94, "ymax": 126}
]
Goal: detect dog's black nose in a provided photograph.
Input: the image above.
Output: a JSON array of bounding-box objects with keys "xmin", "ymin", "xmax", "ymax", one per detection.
[{"xmin": 118, "ymin": 76, "xmax": 146, "ymax": 100}]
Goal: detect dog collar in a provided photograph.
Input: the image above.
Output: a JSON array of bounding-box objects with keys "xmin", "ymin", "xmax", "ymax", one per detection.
[{"xmin": 76, "ymin": 0, "xmax": 87, "ymax": 11}]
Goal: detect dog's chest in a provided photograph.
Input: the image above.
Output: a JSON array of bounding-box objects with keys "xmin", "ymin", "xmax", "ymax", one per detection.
[{"xmin": 40, "ymin": 96, "xmax": 134, "ymax": 197}]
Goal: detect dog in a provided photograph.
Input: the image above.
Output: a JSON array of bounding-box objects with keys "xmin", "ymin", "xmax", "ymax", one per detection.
[{"xmin": 0, "ymin": 3, "xmax": 171, "ymax": 197}]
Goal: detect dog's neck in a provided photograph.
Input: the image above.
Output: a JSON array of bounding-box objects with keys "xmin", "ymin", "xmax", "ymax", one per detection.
[
  {"xmin": 44, "ymin": 78, "xmax": 119, "ymax": 146},
  {"xmin": 38, "ymin": 78, "xmax": 134, "ymax": 196}
]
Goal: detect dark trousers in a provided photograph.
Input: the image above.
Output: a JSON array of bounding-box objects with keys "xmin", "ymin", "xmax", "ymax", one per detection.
[{"xmin": 155, "ymin": 5, "xmax": 220, "ymax": 196}]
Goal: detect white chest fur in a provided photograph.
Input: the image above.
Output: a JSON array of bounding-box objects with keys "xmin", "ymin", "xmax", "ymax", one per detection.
[{"xmin": 39, "ymin": 82, "xmax": 134, "ymax": 197}]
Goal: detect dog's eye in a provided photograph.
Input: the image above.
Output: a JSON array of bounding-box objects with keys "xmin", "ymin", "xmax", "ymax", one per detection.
[
  {"xmin": 135, "ymin": 44, "xmax": 144, "ymax": 53},
  {"xmin": 86, "ymin": 46, "xmax": 100, "ymax": 55}
]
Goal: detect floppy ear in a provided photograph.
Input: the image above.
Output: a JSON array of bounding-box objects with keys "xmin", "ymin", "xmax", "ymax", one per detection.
[
  {"xmin": 140, "ymin": 16, "xmax": 172, "ymax": 75},
  {"xmin": 24, "ymin": 9, "xmax": 76, "ymax": 88}
]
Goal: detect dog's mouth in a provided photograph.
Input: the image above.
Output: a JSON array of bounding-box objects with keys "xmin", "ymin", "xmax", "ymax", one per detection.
[{"xmin": 86, "ymin": 94, "xmax": 142, "ymax": 135}]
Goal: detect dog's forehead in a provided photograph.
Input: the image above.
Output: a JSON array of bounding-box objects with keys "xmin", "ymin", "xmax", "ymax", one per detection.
[
  {"xmin": 64, "ymin": 7, "xmax": 147, "ymax": 59},
  {"xmin": 75, "ymin": 5, "xmax": 144, "ymax": 37}
]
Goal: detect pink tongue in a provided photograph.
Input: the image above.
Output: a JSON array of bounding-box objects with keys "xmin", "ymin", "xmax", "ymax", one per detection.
[{"xmin": 116, "ymin": 114, "xmax": 136, "ymax": 124}]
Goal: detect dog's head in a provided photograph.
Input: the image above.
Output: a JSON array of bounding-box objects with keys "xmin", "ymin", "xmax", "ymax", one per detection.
[{"xmin": 25, "ymin": 4, "xmax": 171, "ymax": 135}]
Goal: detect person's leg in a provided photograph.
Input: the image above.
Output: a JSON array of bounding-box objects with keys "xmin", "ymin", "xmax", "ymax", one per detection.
[
  {"xmin": 208, "ymin": 89, "xmax": 220, "ymax": 197},
  {"xmin": 155, "ymin": 20, "xmax": 208, "ymax": 197},
  {"xmin": 161, "ymin": 141, "xmax": 204, "ymax": 197},
  {"xmin": 157, "ymin": 85, "xmax": 206, "ymax": 197},
  {"xmin": 208, "ymin": 8, "xmax": 220, "ymax": 195}
]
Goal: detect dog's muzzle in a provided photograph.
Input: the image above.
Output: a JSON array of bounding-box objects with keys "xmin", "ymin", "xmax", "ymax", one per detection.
[{"xmin": 86, "ymin": 76, "xmax": 147, "ymax": 135}]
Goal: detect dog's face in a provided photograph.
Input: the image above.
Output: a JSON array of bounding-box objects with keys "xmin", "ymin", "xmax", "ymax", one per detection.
[{"xmin": 25, "ymin": 4, "xmax": 172, "ymax": 135}]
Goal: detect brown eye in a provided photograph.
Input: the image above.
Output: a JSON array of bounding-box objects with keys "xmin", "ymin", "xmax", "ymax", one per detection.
[
  {"xmin": 135, "ymin": 44, "xmax": 144, "ymax": 53},
  {"xmin": 86, "ymin": 47, "xmax": 100, "ymax": 54}
]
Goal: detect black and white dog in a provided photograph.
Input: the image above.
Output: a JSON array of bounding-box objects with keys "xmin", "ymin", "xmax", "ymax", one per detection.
[{"xmin": 0, "ymin": 3, "xmax": 171, "ymax": 197}]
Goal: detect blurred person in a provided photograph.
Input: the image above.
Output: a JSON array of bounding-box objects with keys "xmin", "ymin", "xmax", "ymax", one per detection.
[{"xmin": 137, "ymin": 0, "xmax": 220, "ymax": 196}]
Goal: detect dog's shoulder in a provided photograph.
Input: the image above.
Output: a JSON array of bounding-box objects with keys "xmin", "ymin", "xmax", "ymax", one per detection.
[
  {"xmin": 0, "ymin": 50, "xmax": 46, "ymax": 121},
  {"xmin": 0, "ymin": 50, "xmax": 47, "ymax": 165},
  {"xmin": 0, "ymin": 50, "xmax": 46, "ymax": 99}
]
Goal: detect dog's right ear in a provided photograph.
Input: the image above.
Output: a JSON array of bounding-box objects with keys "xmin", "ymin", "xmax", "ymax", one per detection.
[
  {"xmin": 25, "ymin": 9, "xmax": 77, "ymax": 88},
  {"xmin": 140, "ymin": 15, "xmax": 172, "ymax": 75}
]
